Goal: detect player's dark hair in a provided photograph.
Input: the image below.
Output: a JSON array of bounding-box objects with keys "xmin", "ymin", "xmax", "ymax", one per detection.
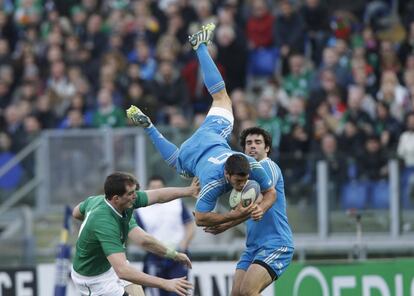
[
  {"xmin": 148, "ymin": 175, "xmax": 165, "ymax": 186},
  {"xmin": 104, "ymin": 172, "xmax": 139, "ymax": 200},
  {"xmin": 225, "ymin": 154, "xmax": 250, "ymax": 176},
  {"xmin": 239, "ymin": 127, "xmax": 272, "ymax": 156}
]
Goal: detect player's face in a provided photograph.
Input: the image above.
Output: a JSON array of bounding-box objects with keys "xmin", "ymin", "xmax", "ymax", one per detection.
[
  {"xmin": 244, "ymin": 134, "xmax": 269, "ymax": 161},
  {"xmin": 227, "ymin": 174, "xmax": 249, "ymax": 192},
  {"xmin": 117, "ymin": 184, "xmax": 137, "ymax": 210}
]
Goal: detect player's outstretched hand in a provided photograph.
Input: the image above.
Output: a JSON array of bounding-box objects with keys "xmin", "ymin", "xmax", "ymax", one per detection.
[
  {"xmin": 189, "ymin": 177, "xmax": 200, "ymax": 198},
  {"xmin": 175, "ymin": 252, "xmax": 192, "ymax": 269},
  {"xmin": 164, "ymin": 277, "xmax": 193, "ymax": 296},
  {"xmin": 250, "ymin": 204, "xmax": 264, "ymax": 221}
]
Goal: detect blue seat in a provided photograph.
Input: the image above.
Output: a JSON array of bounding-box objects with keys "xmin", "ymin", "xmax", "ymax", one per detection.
[
  {"xmin": 248, "ymin": 47, "xmax": 279, "ymax": 77},
  {"xmin": 340, "ymin": 181, "xmax": 368, "ymax": 209},
  {"xmin": 370, "ymin": 180, "xmax": 390, "ymax": 209}
]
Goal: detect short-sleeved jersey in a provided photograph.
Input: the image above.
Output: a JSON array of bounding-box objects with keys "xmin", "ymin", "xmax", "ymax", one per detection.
[
  {"xmin": 245, "ymin": 158, "xmax": 294, "ymax": 248},
  {"xmin": 72, "ymin": 192, "xmax": 148, "ymax": 276},
  {"xmin": 180, "ymin": 115, "xmax": 272, "ymax": 212}
]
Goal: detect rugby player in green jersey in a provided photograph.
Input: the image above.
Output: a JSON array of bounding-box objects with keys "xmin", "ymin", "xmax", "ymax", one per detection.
[{"xmin": 71, "ymin": 171, "xmax": 199, "ymax": 296}]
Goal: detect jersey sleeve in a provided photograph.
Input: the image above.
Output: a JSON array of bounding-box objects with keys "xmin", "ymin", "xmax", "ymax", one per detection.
[
  {"xmin": 133, "ymin": 191, "xmax": 149, "ymax": 208},
  {"xmin": 259, "ymin": 158, "xmax": 280, "ymax": 186},
  {"xmin": 93, "ymin": 216, "xmax": 125, "ymax": 256},
  {"xmin": 79, "ymin": 196, "xmax": 94, "ymax": 215},
  {"xmin": 195, "ymin": 178, "xmax": 226, "ymax": 212},
  {"xmin": 247, "ymin": 156, "xmax": 273, "ymax": 192}
]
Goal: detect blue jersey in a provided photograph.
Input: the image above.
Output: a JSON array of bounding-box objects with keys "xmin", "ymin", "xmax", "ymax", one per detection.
[
  {"xmin": 245, "ymin": 158, "xmax": 293, "ymax": 248},
  {"xmin": 176, "ymin": 115, "xmax": 273, "ymax": 212}
]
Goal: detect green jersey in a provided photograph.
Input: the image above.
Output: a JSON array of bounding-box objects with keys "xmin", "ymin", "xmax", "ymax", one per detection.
[{"xmin": 72, "ymin": 192, "xmax": 148, "ymax": 276}]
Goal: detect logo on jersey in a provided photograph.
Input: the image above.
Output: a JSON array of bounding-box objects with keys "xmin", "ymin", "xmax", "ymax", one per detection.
[{"xmin": 207, "ymin": 152, "xmax": 233, "ymax": 164}]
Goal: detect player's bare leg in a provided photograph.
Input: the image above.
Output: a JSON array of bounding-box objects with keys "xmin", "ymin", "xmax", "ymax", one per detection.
[
  {"xmin": 189, "ymin": 24, "xmax": 233, "ymax": 114},
  {"xmin": 237, "ymin": 263, "xmax": 272, "ymax": 296},
  {"xmin": 231, "ymin": 269, "xmax": 245, "ymax": 296}
]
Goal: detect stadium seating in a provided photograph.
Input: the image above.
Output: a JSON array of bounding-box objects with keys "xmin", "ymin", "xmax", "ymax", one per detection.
[
  {"xmin": 247, "ymin": 47, "xmax": 279, "ymax": 76},
  {"xmin": 370, "ymin": 180, "xmax": 390, "ymax": 209},
  {"xmin": 340, "ymin": 181, "xmax": 369, "ymax": 209}
]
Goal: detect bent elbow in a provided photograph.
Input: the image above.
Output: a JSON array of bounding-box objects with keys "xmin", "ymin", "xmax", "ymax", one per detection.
[
  {"xmin": 194, "ymin": 213, "xmax": 207, "ymax": 227},
  {"xmin": 195, "ymin": 217, "xmax": 205, "ymax": 227}
]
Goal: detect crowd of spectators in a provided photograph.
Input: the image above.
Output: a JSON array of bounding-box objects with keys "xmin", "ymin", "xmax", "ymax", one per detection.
[{"xmin": 0, "ymin": 0, "xmax": 414, "ymax": 207}]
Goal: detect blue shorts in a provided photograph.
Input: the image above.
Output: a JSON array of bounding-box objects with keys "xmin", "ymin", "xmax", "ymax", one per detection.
[
  {"xmin": 176, "ymin": 108, "xmax": 234, "ymax": 176},
  {"xmin": 236, "ymin": 245, "xmax": 294, "ymax": 281}
]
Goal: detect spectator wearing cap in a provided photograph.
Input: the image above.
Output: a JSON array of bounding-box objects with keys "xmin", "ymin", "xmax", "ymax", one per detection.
[{"xmin": 70, "ymin": 5, "xmax": 87, "ymax": 40}]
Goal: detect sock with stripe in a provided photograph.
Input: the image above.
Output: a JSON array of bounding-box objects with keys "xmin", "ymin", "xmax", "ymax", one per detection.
[
  {"xmin": 195, "ymin": 44, "xmax": 225, "ymax": 95},
  {"xmin": 144, "ymin": 126, "xmax": 179, "ymax": 168}
]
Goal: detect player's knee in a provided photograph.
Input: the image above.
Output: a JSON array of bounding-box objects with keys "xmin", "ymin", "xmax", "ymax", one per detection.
[
  {"xmin": 212, "ymin": 89, "xmax": 230, "ymax": 102},
  {"xmin": 230, "ymin": 286, "xmax": 241, "ymax": 296}
]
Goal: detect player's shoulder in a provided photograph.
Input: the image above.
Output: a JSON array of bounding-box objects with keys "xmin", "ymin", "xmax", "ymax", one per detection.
[
  {"xmin": 85, "ymin": 197, "xmax": 115, "ymax": 220},
  {"xmin": 199, "ymin": 174, "xmax": 227, "ymax": 198},
  {"xmin": 260, "ymin": 157, "xmax": 280, "ymax": 168},
  {"xmin": 259, "ymin": 157, "xmax": 274, "ymax": 165}
]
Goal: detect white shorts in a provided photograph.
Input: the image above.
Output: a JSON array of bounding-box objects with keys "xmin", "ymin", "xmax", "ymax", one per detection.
[{"xmin": 71, "ymin": 266, "xmax": 130, "ymax": 296}]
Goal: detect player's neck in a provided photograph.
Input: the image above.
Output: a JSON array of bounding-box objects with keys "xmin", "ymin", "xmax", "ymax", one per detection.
[{"xmin": 107, "ymin": 199, "xmax": 124, "ymax": 216}]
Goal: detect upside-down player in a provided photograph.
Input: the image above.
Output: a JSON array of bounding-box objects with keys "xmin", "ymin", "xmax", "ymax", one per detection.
[{"xmin": 127, "ymin": 24, "xmax": 276, "ymax": 232}]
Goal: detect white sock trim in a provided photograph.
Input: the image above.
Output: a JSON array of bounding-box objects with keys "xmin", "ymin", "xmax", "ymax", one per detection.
[{"xmin": 207, "ymin": 107, "xmax": 234, "ymax": 125}]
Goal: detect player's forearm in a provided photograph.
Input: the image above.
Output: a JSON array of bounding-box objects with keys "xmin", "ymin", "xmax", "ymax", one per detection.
[
  {"xmin": 260, "ymin": 189, "xmax": 277, "ymax": 213},
  {"xmin": 117, "ymin": 264, "xmax": 168, "ymax": 289},
  {"xmin": 129, "ymin": 227, "xmax": 179, "ymax": 260},
  {"xmin": 147, "ymin": 186, "xmax": 193, "ymax": 204},
  {"xmin": 140, "ymin": 234, "xmax": 170, "ymax": 257},
  {"xmin": 225, "ymin": 215, "xmax": 249, "ymax": 229},
  {"xmin": 195, "ymin": 211, "xmax": 247, "ymax": 227}
]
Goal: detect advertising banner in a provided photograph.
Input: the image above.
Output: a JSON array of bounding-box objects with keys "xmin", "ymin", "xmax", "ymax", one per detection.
[
  {"xmin": 38, "ymin": 262, "xmax": 274, "ymax": 296},
  {"xmin": 276, "ymin": 259, "xmax": 414, "ymax": 296},
  {"xmin": 0, "ymin": 267, "xmax": 37, "ymax": 296}
]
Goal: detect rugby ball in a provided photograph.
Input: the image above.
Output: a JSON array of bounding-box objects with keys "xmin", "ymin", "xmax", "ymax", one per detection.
[{"xmin": 229, "ymin": 180, "xmax": 261, "ymax": 209}]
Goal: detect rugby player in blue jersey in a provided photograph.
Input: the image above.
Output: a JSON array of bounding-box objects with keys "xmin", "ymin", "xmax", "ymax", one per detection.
[
  {"xmin": 205, "ymin": 127, "xmax": 294, "ymax": 295},
  {"xmin": 127, "ymin": 23, "xmax": 276, "ymax": 228}
]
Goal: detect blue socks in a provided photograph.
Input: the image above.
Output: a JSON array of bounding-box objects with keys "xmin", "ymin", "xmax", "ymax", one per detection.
[
  {"xmin": 196, "ymin": 44, "xmax": 225, "ymax": 95},
  {"xmin": 144, "ymin": 126, "xmax": 179, "ymax": 168}
]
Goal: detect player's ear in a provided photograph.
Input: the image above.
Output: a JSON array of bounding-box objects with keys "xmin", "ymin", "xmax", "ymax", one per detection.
[{"xmin": 224, "ymin": 170, "xmax": 229, "ymax": 179}]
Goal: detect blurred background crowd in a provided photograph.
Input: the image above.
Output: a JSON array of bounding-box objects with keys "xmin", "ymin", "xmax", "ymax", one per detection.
[{"xmin": 0, "ymin": 0, "xmax": 414, "ymax": 208}]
